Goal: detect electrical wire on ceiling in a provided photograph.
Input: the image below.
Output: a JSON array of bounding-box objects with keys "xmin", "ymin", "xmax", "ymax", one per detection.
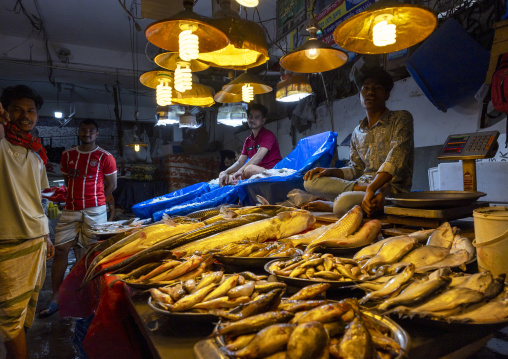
[
  {"xmin": 11, "ymin": 0, "xmax": 55, "ymax": 85},
  {"xmin": 255, "ymin": 7, "xmax": 287, "ymax": 55}
]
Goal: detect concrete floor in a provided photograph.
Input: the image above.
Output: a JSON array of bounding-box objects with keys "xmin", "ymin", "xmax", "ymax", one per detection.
[{"xmin": 1, "ymin": 252, "xmax": 508, "ymax": 359}]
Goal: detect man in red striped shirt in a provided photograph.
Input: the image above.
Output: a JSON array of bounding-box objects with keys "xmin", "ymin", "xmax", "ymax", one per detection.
[{"xmin": 39, "ymin": 119, "xmax": 117, "ymax": 318}]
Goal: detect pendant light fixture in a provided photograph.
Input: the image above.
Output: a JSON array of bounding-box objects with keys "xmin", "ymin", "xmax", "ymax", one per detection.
[
  {"xmin": 222, "ymin": 72, "xmax": 272, "ymax": 103},
  {"xmin": 155, "ymin": 105, "xmax": 184, "ymax": 126},
  {"xmin": 333, "ymin": 0, "xmax": 437, "ymax": 54},
  {"xmin": 139, "ymin": 69, "xmax": 174, "ymax": 106},
  {"xmin": 126, "ymin": 125, "xmax": 148, "ymax": 152},
  {"xmin": 214, "ymin": 90, "xmax": 243, "ymax": 104},
  {"xmin": 276, "ymin": 74, "xmax": 312, "ymax": 102},
  {"xmin": 217, "ymin": 103, "xmax": 248, "ymax": 127},
  {"xmin": 198, "ymin": 0, "xmax": 268, "ymax": 70},
  {"xmin": 179, "ymin": 107, "xmax": 200, "ymax": 128},
  {"xmin": 280, "ymin": 17, "xmax": 348, "ymax": 73},
  {"xmin": 145, "ymin": 0, "xmax": 229, "ymax": 94},
  {"xmin": 235, "ymin": 0, "xmax": 258, "ymax": 7},
  {"xmin": 155, "ymin": 51, "xmax": 209, "ymax": 73},
  {"xmin": 172, "ymin": 83, "xmax": 216, "ymax": 107}
]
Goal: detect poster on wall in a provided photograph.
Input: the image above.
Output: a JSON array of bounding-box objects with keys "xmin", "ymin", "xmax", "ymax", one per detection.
[
  {"xmin": 276, "ymin": 0, "xmax": 307, "ymax": 41},
  {"xmin": 315, "ymin": 0, "xmax": 377, "ymax": 47}
]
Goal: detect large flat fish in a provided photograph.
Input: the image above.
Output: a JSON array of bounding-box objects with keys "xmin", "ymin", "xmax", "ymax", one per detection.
[
  {"xmin": 176, "ymin": 210, "xmax": 315, "ymax": 253},
  {"xmin": 457, "ymin": 272, "xmax": 505, "ymax": 299},
  {"xmin": 337, "ymin": 315, "xmax": 374, "ymax": 359},
  {"xmin": 415, "ymin": 249, "xmax": 470, "ymax": 273},
  {"xmin": 353, "ymin": 236, "xmax": 395, "ymax": 260},
  {"xmin": 362, "ymin": 237, "xmax": 419, "ymax": 273},
  {"xmin": 305, "ymin": 205, "xmax": 363, "ymax": 251},
  {"xmin": 279, "ymin": 223, "xmax": 332, "ymax": 246},
  {"xmin": 405, "ymin": 287, "xmax": 485, "ymax": 314},
  {"xmin": 426, "ymin": 222, "xmax": 454, "ymax": 249},
  {"xmin": 448, "ymin": 299, "xmax": 508, "ymax": 322},
  {"xmin": 377, "ymin": 276, "xmax": 451, "ymax": 311},
  {"xmin": 315, "ymin": 219, "xmax": 382, "ymax": 249},
  {"xmin": 450, "ymin": 235, "xmax": 476, "ymax": 261},
  {"xmin": 287, "ymin": 322, "xmax": 328, "ymax": 359},
  {"xmin": 388, "ymin": 245, "xmax": 450, "ymax": 273}
]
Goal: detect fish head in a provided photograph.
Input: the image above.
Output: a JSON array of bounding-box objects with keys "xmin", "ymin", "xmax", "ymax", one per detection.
[{"xmin": 277, "ymin": 210, "xmax": 316, "ymax": 238}]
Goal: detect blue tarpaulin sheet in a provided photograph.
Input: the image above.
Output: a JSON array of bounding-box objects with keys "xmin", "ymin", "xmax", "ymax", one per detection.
[
  {"xmin": 132, "ymin": 131, "xmax": 338, "ymax": 218},
  {"xmin": 131, "ymin": 182, "xmax": 214, "ymax": 219},
  {"xmin": 152, "ymin": 185, "xmax": 238, "ymax": 220},
  {"xmin": 236, "ymin": 131, "xmax": 338, "ymax": 205}
]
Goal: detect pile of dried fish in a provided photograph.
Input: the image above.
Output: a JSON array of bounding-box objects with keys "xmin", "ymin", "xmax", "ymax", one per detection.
[
  {"xmin": 280, "ymin": 205, "xmax": 382, "ymax": 251},
  {"xmin": 214, "ymin": 287, "xmax": 404, "ymax": 358},
  {"xmin": 353, "ymin": 222, "xmax": 476, "ymax": 275},
  {"xmin": 367, "ymin": 268, "xmax": 508, "ymax": 323},
  {"xmin": 149, "ymin": 271, "xmax": 287, "ymax": 313},
  {"xmin": 268, "ymin": 253, "xmax": 370, "ymax": 282},
  {"xmin": 203, "ymin": 240, "xmax": 302, "ymax": 258}
]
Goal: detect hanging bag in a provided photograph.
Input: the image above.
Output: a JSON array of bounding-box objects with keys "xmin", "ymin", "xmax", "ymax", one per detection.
[{"xmin": 491, "ymin": 52, "xmax": 508, "ymax": 112}]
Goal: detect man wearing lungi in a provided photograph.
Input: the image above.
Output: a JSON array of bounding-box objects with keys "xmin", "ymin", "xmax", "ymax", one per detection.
[
  {"xmin": 0, "ymin": 85, "xmax": 55, "ymax": 358},
  {"xmin": 39, "ymin": 119, "xmax": 117, "ymax": 318}
]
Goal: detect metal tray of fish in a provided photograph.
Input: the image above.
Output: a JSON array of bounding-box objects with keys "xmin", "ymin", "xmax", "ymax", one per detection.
[
  {"xmin": 314, "ymin": 243, "xmax": 369, "ymax": 258},
  {"xmin": 148, "ymin": 297, "xmax": 219, "ymax": 322},
  {"xmin": 214, "ymin": 252, "xmax": 302, "ymax": 269},
  {"xmin": 210, "ymin": 310, "xmax": 409, "ymax": 359},
  {"xmin": 386, "ymin": 191, "xmax": 486, "ymax": 208},
  {"xmin": 391, "ymin": 313, "xmax": 508, "ymax": 332},
  {"xmin": 263, "ymin": 260, "xmax": 355, "ymax": 290}
]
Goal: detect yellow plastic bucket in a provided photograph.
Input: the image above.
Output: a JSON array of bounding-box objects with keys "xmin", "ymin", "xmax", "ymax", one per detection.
[{"xmin": 472, "ymin": 206, "xmax": 508, "ymax": 276}]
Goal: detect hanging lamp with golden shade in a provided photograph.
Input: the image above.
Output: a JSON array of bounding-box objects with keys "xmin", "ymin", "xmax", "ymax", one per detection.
[
  {"xmin": 236, "ymin": 0, "xmax": 258, "ymax": 7},
  {"xmin": 222, "ymin": 72, "xmax": 272, "ymax": 103},
  {"xmin": 333, "ymin": 0, "xmax": 437, "ymax": 55},
  {"xmin": 280, "ymin": 18, "xmax": 348, "ymax": 73},
  {"xmin": 198, "ymin": 0, "xmax": 269, "ymax": 70},
  {"xmin": 139, "ymin": 69, "xmax": 174, "ymax": 106},
  {"xmin": 155, "ymin": 52, "xmax": 209, "ymax": 73},
  {"xmin": 145, "ymin": 0, "xmax": 229, "ymax": 55},
  {"xmin": 172, "ymin": 83, "xmax": 216, "ymax": 107},
  {"xmin": 276, "ymin": 74, "xmax": 312, "ymax": 102},
  {"xmin": 214, "ymin": 90, "xmax": 243, "ymax": 104}
]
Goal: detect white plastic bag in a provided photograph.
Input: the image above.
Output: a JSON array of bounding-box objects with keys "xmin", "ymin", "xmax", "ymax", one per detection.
[{"xmin": 286, "ymin": 189, "xmax": 319, "ymax": 207}]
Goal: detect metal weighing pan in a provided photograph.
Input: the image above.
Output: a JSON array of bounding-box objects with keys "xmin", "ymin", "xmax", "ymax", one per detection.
[{"xmin": 386, "ymin": 191, "xmax": 486, "ymax": 208}]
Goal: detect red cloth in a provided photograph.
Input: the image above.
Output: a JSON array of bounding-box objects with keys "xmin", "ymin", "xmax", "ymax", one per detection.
[
  {"xmin": 4, "ymin": 122, "xmax": 47, "ymax": 164},
  {"xmin": 59, "ymin": 255, "xmax": 144, "ymax": 359},
  {"xmin": 241, "ymin": 126, "xmax": 282, "ymax": 169},
  {"xmin": 41, "ymin": 185, "xmax": 68, "ymax": 202},
  {"xmin": 60, "ymin": 147, "xmax": 117, "ymax": 211}
]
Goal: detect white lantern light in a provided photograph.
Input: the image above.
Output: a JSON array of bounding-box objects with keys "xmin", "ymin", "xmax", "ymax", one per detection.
[
  {"xmin": 156, "ymin": 76, "xmax": 172, "ymax": 106},
  {"xmin": 242, "ymin": 84, "xmax": 254, "ymax": 103},
  {"xmin": 179, "ymin": 24, "xmax": 199, "ymax": 61},
  {"xmin": 174, "ymin": 62, "xmax": 193, "ymax": 93},
  {"xmin": 373, "ymin": 14, "xmax": 396, "ymax": 47}
]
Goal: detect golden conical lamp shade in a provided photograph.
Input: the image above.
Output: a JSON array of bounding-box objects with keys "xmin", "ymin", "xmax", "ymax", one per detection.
[
  {"xmin": 145, "ymin": 1, "xmax": 229, "ymax": 53},
  {"xmin": 279, "ymin": 38, "xmax": 348, "ymax": 73},
  {"xmin": 333, "ymin": 0, "xmax": 437, "ymax": 54},
  {"xmin": 155, "ymin": 52, "xmax": 209, "ymax": 72},
  {"xmin": 214, "ymin": 90, "xmax": 243, "ymax": 103},
  {"xmin": 172, "ymin": 83, "xmax": 215, "ymax": 107},
  {"xmin": 139, "ymin": 69, "xmax": 174, "ymax": 89},
  {"xmin": 198, "ymin": 16, "xmax": 269, "ymax": 70},
  {"xmin": 222, "ymin": 72, "xmax": 272, "ymax": 95},
  {"xmin": 276, "ymin": 74, "xmax": 312, "ymax": 102}
]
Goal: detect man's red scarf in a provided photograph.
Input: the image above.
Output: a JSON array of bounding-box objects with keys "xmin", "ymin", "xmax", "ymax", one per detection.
[{"xmin": 4, "ymin": 122, "xmax": 48, "ymax": 164}]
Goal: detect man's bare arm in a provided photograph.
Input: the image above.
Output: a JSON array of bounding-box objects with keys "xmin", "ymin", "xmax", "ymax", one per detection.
[{"xmin": 104, "ymin": 172, "xmax": 117, "ymax": 196}]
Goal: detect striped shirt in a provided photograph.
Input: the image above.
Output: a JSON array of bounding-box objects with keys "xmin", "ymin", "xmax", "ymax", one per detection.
[{"xmin": 61, "ymin": 146, "xmax": 117, "ymax": 210}]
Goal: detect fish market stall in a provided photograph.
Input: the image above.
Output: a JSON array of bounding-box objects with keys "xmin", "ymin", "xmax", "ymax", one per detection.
[{"xmin": 57, "ymin": 204, "xmax": 508, "ymax": 359}]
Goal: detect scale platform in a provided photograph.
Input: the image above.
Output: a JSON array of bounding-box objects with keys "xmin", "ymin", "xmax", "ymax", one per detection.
[{"xmin": 384, "ymin": 201, "xmax": 489, "ymax": 228}]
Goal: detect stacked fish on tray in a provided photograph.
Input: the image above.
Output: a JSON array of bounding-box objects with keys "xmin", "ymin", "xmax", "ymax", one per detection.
[
  {"xmin": 203, "ymin": 240, "xmax": 303, "ymax": 258},
  {"xmin": 361, "ymin": 267, "xmax": 508, "ymax": 324},
  {"xmin": 81, "ymin": 205, "xmax": 315, "ymax": 287},
  {"xmin": 280, "ymin": 205, "xmax": 382, "ymax": 251},
  {"xmin": 353, "ymin": 221, "xmax": 476, "ymax": 275},
  {"xmin": 148, "ymin": 271, "xmax": 281, "ymax": 313},
  {"xmin": 211, "ymin": 283, "xmax": 406, "ymax": 359}
]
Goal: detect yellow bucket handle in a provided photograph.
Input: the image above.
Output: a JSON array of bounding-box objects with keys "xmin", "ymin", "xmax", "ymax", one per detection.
[{"xmin": 473, "ymin": 228, "xmax": 508, "ymax": 248}]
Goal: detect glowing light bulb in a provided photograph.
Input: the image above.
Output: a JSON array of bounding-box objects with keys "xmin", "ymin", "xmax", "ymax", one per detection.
[
  {"xmin": 305, "ymin": 48, "xmax": 319, "ymax": 60},
  {"xmin": 134, "ymin": 144, "xmax": 140, "ymax": 152},
  {"xmin": 373, "ymin": 15, "xmax": 396, "ymax": 47},
  {"xmin": 236, "ymin": 0, "xmax": 259, "ymax": 7},
  {"xmin": 174, "ymin": 62, "xmax": 193, "ymax": 93},
  {"xmin": 179, "ymin": 26, "xmax": 199, "ymax": 62},
  {"xmin": 156, "ymin": 77, "xmax": 172, "ymax": 106},
  {"xmin": 242, "ymin": 84, "xmax": 254, "ymax": 103}
]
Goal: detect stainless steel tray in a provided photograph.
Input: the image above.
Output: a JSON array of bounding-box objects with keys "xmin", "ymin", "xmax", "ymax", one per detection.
[
  {"xmin": 386, "ymin": 191, "xmax": 486, "ymax": 208},
  {"xmin": 148, "ymin": 297, "xmax": 219, "ymax": 322}
]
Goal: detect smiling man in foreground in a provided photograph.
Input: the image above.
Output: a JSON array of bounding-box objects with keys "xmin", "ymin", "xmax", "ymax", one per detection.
[{"xmin": 303, "ymin": 66, "xmax": 414, "ymax": 217}]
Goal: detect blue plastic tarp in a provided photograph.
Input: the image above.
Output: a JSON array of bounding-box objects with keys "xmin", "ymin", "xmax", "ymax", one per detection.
[
  {"xmin": 236, "ymin": 131, "xmax": 338, "ymax": 206},
  {"xmin": 131, "ymin": 182, "xmax": 214, "ymax": 219},
  {"xmin": 152, "ymin": 185, "xmax": 238, "ymax": 220}
]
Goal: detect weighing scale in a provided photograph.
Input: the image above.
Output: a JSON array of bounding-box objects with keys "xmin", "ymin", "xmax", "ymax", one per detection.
[{"xmin": 384, "ymin": 131, "xmax": 500, "ymax": 228}]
